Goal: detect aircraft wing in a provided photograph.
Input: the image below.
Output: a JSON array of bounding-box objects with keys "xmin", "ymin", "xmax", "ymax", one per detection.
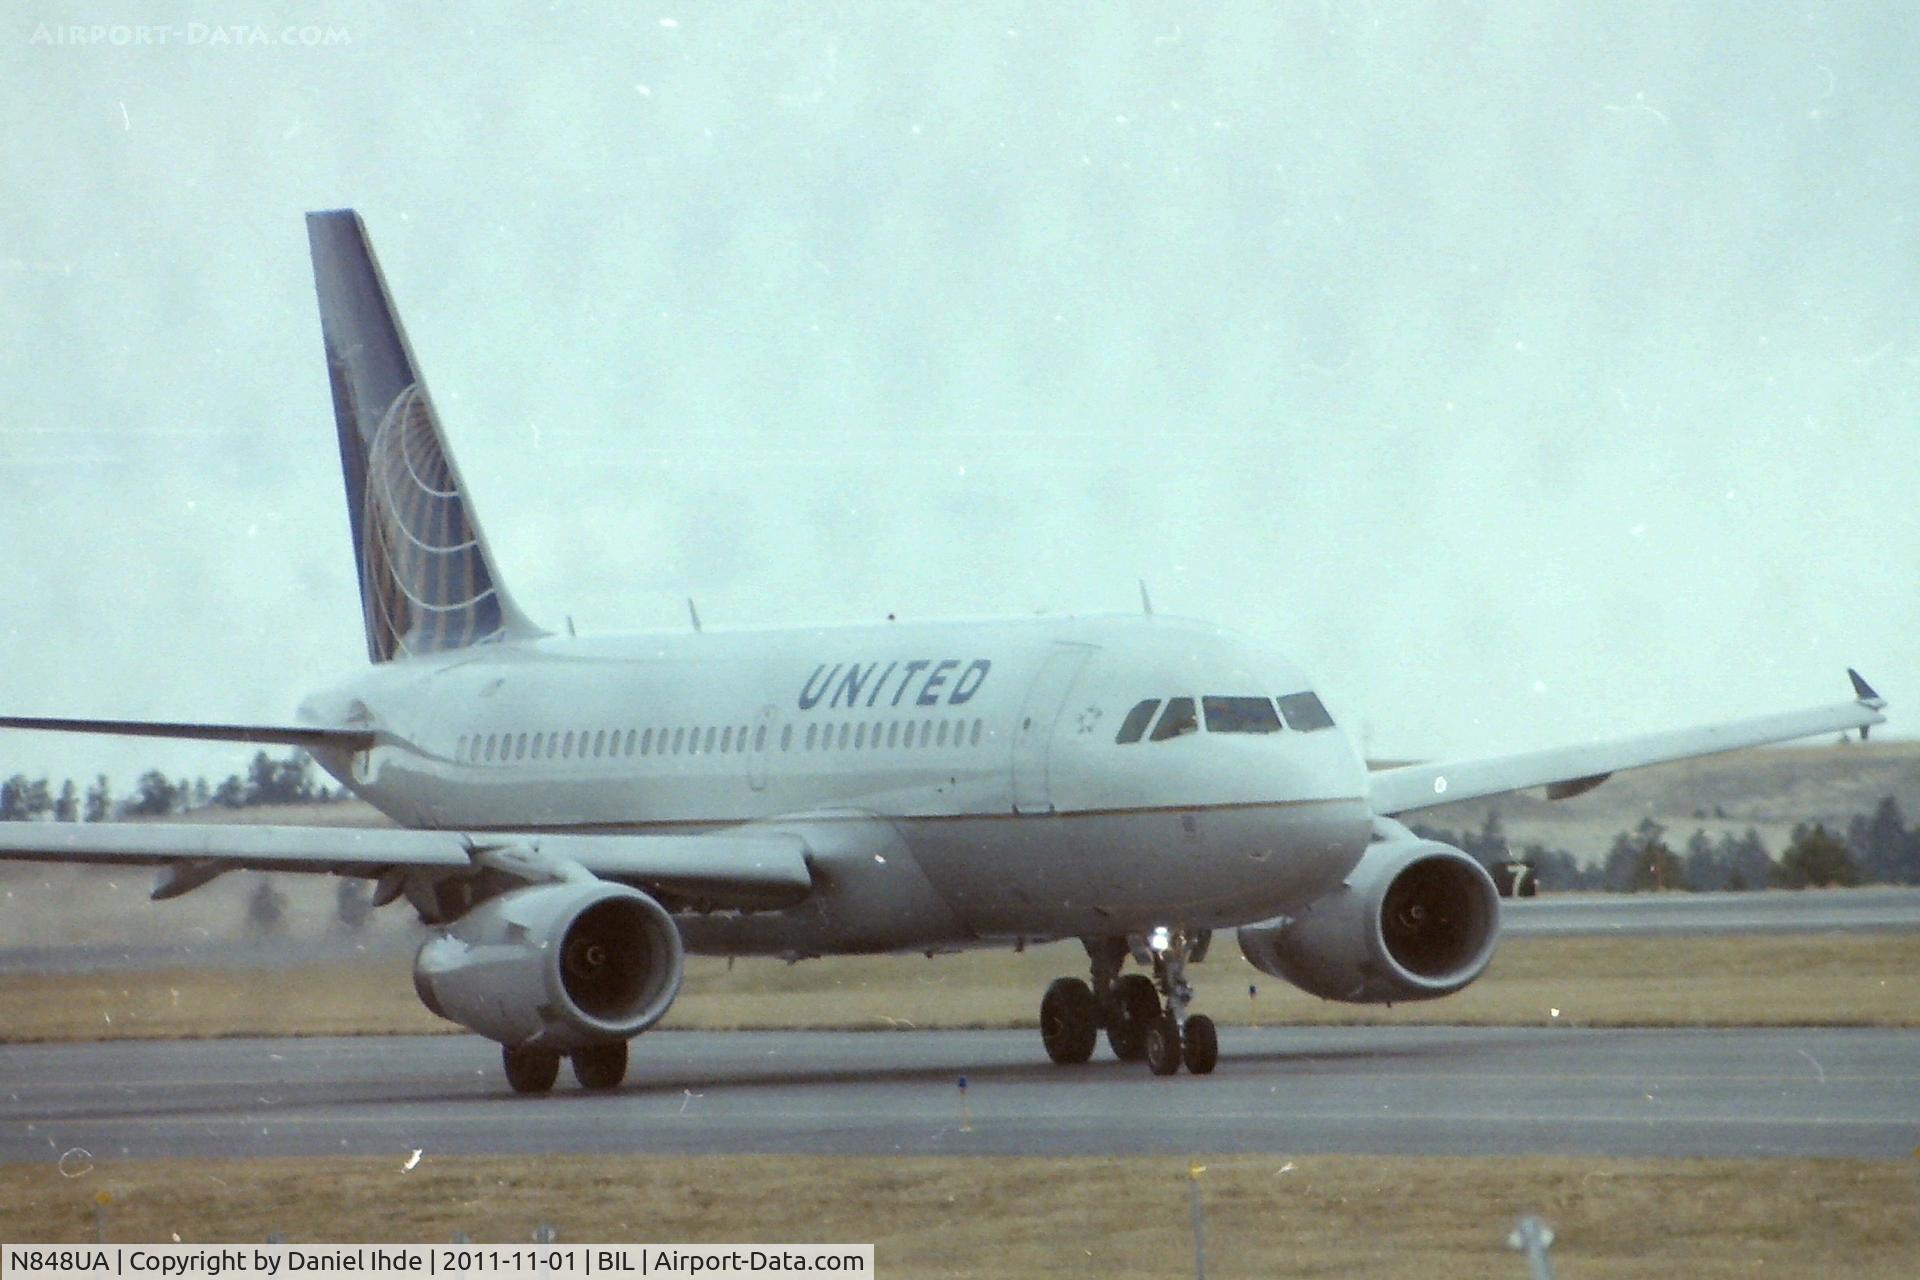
[
  {"xmin": 0, "ymin": 822, "xmax": 813, "ymax": 909},
  {"xmin": 1368, "ymin": 670, "xmax": 1887, "ymax": 818}
]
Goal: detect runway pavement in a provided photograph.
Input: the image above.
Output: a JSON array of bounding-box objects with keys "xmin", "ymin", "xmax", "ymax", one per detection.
[
  {"xmin": 1500, "ymin": 885, "xmax": 1920, "ymax": 935},
  {"xmin": 4, "ymin": 1026, "xmax": 1915, "ymax": 1163}
]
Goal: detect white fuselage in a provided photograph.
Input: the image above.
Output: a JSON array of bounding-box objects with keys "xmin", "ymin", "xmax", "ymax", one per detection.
[{"xmin": 300, "ymin": 613, "xmax": 1374, "ymax": 954}]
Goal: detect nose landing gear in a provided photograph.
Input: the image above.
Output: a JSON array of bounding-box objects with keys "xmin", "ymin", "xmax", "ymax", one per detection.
[{"xmin": 1038, "ymin": 931, "xmax": 1218, "ymax": 1075}]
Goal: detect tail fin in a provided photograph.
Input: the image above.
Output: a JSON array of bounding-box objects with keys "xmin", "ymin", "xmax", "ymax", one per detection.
[{"xmin": 306, "ymin": 209, "xmax": 541, "ymax": 663}]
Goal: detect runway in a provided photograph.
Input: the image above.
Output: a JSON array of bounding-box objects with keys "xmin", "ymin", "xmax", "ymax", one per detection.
[
  {"xmin": 1500, "ymin": 885, "xmax": 1920, "ymax": 936},
  {"xmin": 4, "ymin": 1026, "xmax": 1915, "ymax": 1163}
]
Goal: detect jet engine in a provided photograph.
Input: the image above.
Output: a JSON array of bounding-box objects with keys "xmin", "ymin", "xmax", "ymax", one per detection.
[
  {"xmin": 1237, "ymin": 836, "xmax": 1500, "ymax": 1003},
  {"xmin": 413, "ymin": 880, "xmax": 684, "ymax": 1049}
]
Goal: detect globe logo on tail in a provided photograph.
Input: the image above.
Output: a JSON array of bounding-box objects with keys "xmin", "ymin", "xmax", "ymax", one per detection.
[{"xmin": 360, "ymin": 383, "xmax": 506, "ymax": 661}]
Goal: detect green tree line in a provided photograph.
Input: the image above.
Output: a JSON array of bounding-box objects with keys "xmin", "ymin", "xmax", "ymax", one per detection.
[
  {"xmin": 0, "ymin": 750, "xmax": 346, "ymax": 821},
  {"xmin": 1413, "ymin": 795, "xmax": 1920, "ymax": 893}
]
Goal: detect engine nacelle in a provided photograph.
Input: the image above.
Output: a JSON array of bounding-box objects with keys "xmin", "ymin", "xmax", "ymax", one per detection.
[
  {"xmin": 1238, "ymin": 838, "xmax": 1500, "ymax": 1003},
  {"xmin": 413, "ymin": 880, "xmax": 684, "ymax": 1049}
]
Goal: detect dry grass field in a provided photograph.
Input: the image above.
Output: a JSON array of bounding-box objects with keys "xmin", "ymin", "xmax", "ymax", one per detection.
[
  {"xmin": 2, "ymin": 930, "xmax": 1914, "ymax": 1042},
  {"xmin": 1, "ymin": 1153, "xmax": 1913, "ymax": 1277}
]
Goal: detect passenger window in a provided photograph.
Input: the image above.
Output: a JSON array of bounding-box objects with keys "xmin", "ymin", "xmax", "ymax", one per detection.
[
  {"xmin": 1204, "ymin": 696, "xmax": 1283, "ymax": 735},
  {"xmin": 755, "ymin": 725, "xmax": 768, "ymax": 752},
  {"xmin": 1115, "ymin": 699, "xmax": 1161, "ymax": 744},
  {"xmin": 1277, "ymin": 692, "xmax": 1335, "ymax": 732},
  {"xmin": 483, "ymin": 735, "xmax": 495, "ymax": 762},
  {"xmin": 837, "ymin": 724, "xmax": 851, "ymax": 750},
  {"xmin": 672, "ymin": 727, "xmax": 685, "ymax": 754},
  {"xmin": 806, "ymin": 724, "xmax": 818, "ymax": 750},
  {"xmin": 1149, "ymin": 698, "xmax": 1198, "ymax": 742},
  {"xmin": 531, "ymin": 732, "xmax": 545, "ymax": 758},
  {"xmin": 854, "ymin": 724, "xmax": 867, "ymax": 749},
  {"xmin": 515, "ymin": 733, "xmax": 529, "ymax": 759},
  {"xmin": 971, "ymin": 719, "xmax": 983, "ymax": 746},
  {"xmin": 936, "ymin": 721, "xmax": 949, "ymax": 747},
  {"xmin": 594, "ymin": 730, "xmax": 607, "ymax": 757},
  {"xmin": 887, "ymin": 722, "xmax": 900, "ymax": 748},
  {"xmin": 640, "ymin": 728, "xmax": 653, "ymax": 756},
  {"xmin": 625, "ymin": 729, "xmax": 637, "ymax": 756},
  {"xmin": 781, "ymin": 724, "xmax": 792, "ymax": 751},
  {"xmin": 704, "ymin": 726, "xmax": 718, "ymax": 753},
  {"xmin": 721, "ymin": 726, "xmax": 734, "ymax": 753}
]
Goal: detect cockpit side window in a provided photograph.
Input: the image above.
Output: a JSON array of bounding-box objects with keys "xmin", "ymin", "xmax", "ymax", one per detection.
[
  {"xmin": 1277, "ymin": 691, "xmax": 1334, "ymax": 732},
  {"xmin": 1114, "ymin": 699, "xmax": 1161, "ymax": 744},
  {"xmin": 1203, "ymin": 696, "xmax": 1283, "ymax": 734},
  {"xmin": 1149, "ymin": 696, "xmax": 1199, "ymax": 741}
]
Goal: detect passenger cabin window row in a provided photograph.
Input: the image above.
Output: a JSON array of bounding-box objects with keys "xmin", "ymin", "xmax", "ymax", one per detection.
[
  {"xmin": 1112, "ymin": 692, "xmax": 1334, "ymax": 744},
  {"xmin": 455, "ymin": 717, "xmax": 989, "ymax": 766}
]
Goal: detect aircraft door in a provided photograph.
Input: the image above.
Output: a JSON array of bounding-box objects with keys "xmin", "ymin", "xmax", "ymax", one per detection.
[{"xmin": 1012, "ymin": 643, "xmax": 1096, "ymax": 814}]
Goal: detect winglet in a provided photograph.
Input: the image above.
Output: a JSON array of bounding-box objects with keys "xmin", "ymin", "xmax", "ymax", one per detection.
[{"xmin": 1848, "ymin": 668, "xmax": 1886, "ymax": 710}]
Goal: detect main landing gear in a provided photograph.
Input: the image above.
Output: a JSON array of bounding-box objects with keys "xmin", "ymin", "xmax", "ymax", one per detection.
[
  {"xmin": 501, "ymin": 1040, "xmax": 629, "ymax": 1093},
  {"xmin": 1039, "ymin": 932, "xmax": 1218, "ymax": 1076}
]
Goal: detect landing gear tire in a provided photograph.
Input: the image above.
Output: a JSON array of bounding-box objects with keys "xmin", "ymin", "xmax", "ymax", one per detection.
[
  {"xmin": 1182, "ymin": 1014, "xmax": 1218, "ymax": 1075},
  {"xmin": 1144, "ymin": 1016, "xmax": 1183, "ymax": 1076},
  {"xmin": 1040, "ymin": 978, "xmax": 1098, "ymax": 1064},
  {"xmin": 571, "ymin": 1040, "xmax": 629, "ymax": 1091},
  {"xmin": 1107, "ymin": 972, "xmax": 1161, "ymax": 1062},
  {"xmin": 502, "ymin": 1045, "xmax": 560, "ymax": 1094}
]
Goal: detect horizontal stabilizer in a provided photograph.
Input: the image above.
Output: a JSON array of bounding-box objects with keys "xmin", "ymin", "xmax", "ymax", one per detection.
[{"xmin": 0, "ymin": 715, "xmax": 376, "ymax": 751}]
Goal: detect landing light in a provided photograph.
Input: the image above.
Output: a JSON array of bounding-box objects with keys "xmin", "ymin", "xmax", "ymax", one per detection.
[{"xmin": 1148, "ymin": 926, "xmax": 1172, "ymax": 954}]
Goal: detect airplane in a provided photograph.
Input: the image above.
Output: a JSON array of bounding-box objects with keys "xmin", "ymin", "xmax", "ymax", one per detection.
[{"xmin": 0, "ymin": 210, "xmax": 1889, "ymax": 1091}]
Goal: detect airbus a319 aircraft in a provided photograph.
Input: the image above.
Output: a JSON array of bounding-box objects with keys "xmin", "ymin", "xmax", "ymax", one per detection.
[{"xmin": 0, "ymin": 212, "xmax": 1888, "ymax": 1091}]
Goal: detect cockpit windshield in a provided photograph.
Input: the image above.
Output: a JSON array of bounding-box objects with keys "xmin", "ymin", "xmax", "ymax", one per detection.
[
  {"xmin": 1277, "ymin": 691, "xmax": 1335, "ymax": 732},
  {"xmin": 1114, "ymin": 693, "xmax": 1322, "ymax": 743},
  {"xmin": 1114, "ymin": 699, "xmax": 1161, "ymax": 744},
  {"xmin": 1149, "ymin": 696, "xmax": 1199, "ymax": 741},
  {"xmin": 1202, "ymin": 696, "xmax": 1283, "ymax": 734}
]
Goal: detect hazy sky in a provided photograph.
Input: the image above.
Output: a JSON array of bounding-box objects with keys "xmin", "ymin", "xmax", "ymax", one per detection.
[{"xmin": 2, "ymin": 2, "xmax": 1915, "ymax": 791}]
